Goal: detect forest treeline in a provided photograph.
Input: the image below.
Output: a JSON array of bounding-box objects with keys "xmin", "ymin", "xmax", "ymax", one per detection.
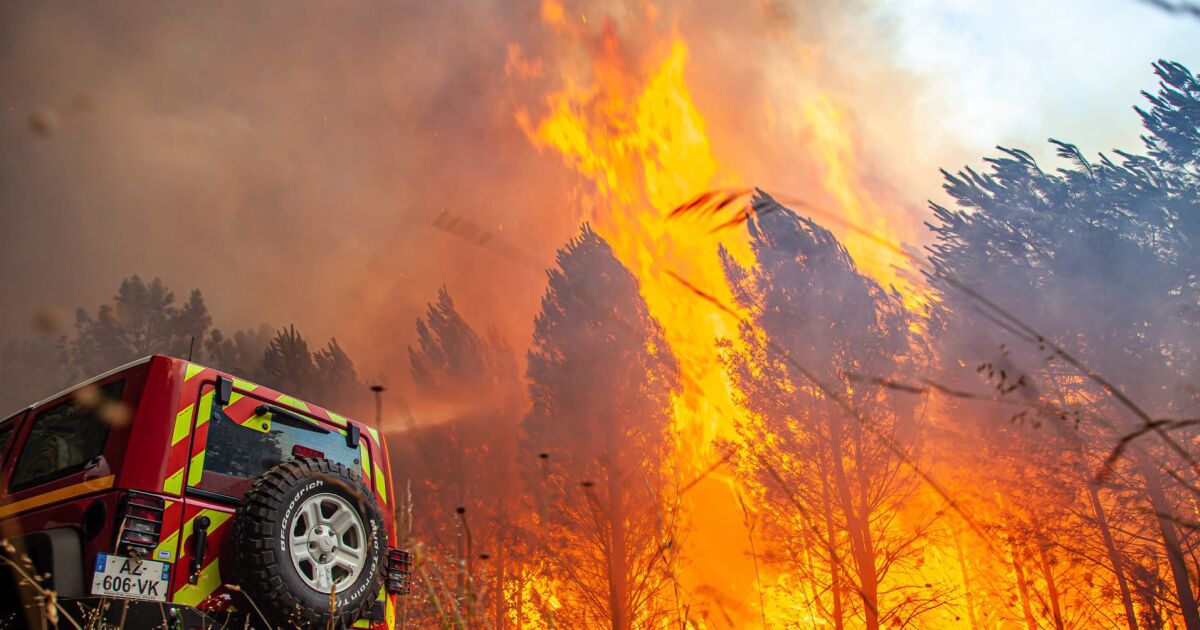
[
  {"xmin": 1, "ymin": 60, "xmax": 1198, "ymax": 628},
  {"xmin": 387, "ymin": 59, "xmax": 1200, "ymax": 628},
  {"xmin": 0, "ymin": 276, "xmax": 368, "ymax": 416}
]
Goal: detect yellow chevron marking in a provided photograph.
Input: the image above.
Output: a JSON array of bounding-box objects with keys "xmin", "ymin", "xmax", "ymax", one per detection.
[
  {"xmin": 171, "ymin": 509, "xmax": 233, "ymax": 606},
  {"xmin": 275, "ymin": 394, "xmax": 310, "ymax": 412},
  {"xmin": 154, "ymin": 531, "xmax": 177, "ymax": 561},
  {"xmin": 186, "ymin": 451, "xmax": 206, "ymax": 487},
  {"xmin": 386, "ymin": 594, "xmax": 396, "ymax": 629},
  {"xmin": 152, "ymin": 500, "xmax": 180, "ymax": 561},
  {"xmin": 181, "ymin": 509, "xmax": 232, "ymax": 543},
  {"xmin": 184, "ymin": 363, "xmax": 205, "ymax": 382},
  {"xmin": 0, "ymin": 476, "xmax": 114, "ymax": 519},
  {"xmin": 193, "ymin": 391, "xmax": 214, "ymax": 430},
  {"xmin": 163, "ymin": 468, "xmax": 184, "ymax": 495},
  {"xmin": 373, "ymin": 463, "xmax": 387, "ymax": 501},
  {"xmin": 363, "ymin": 425, "xmax": 381, "ymax": 445},
  {"xmin": 172, "ymin": 557, "xmax": 222, "ymax": 607},
  {"xmin": 171, "ymin": 404, "xmax": 194, "ymax": 446},
  {"xmin": 327, "ymin": 411, "xmax": 349, "ymax": 427},
  {"xmin": 352, "ymin": 620, "xmax": 370, "ymax": 628},
  {"xmin": 232, "ymin": 378, "xmax": 257, "ymax": 392},
  {"xmin": 239, "ymin": 411, "xmax": 271, "ymax": 433}
]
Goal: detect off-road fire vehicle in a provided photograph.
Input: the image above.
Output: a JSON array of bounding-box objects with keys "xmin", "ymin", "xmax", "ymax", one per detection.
[{"xmin": 0, "ymin": 355, "xmax": 410, "ymax": 628}]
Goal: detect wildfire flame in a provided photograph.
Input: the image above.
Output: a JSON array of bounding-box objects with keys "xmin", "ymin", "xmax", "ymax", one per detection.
[{"xmin": 511, "ymin": 6, "xmax": 938, "ymax": 626}]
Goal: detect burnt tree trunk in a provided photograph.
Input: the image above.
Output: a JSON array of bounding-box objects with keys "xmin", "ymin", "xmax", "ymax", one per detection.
[
  {"xmin": 830, "ymin": 418, "xmax": 879, "ymax": 630},
  {"xmin": 1087, "ymin": 481, "xmax": 1138, "ymax": 630},
  {"xmin": 1009, "ymin": 539, "xmax": 1038, "ymax": 630},
  {"xmin": 1137, "ymin": 455, "xmax": 1200, "ymax": 630},
  {"xmin": 606, "ymin": 458, "xmax": 629, "ymax": 630},
  {"xmin": 494, "ymin": 521, "xmax": 506, "ymax": 629},
  {"xmin": 821, "ymin": 466, "xmax": 846, "ymax": 630},
  {"xmin": 1037, "ymin": 543, "xmax": 1065, "ymax": 630},
  {"xmin": 515, "ymin": 566, "xmax": 525, "ymax": 629}
]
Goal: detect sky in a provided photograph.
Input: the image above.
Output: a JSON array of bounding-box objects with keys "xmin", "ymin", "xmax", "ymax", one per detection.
[
  {"xmin": 885, "ymin": 0, "xmax": 1200, "ymax": 165},
  {"xmin": 0, "ymin": 0, "xmax": 1196, "ymax": 388}
]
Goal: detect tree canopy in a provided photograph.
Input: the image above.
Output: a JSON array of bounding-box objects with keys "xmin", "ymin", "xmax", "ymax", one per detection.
[{"xmin": 522, "ymin": 224, "xmax": 680, "ymax": 629}]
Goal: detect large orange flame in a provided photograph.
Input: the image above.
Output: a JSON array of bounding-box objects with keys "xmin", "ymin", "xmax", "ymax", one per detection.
[
  {"xmin": 499, "ymin": 5, "xmax": 1186, "ymax": 628},
  {"xmin": 512, "ymin": 10, "xmax": 939, "ymax": 627},
  {"xmin": 516, "ymin": 21, "xmax": 764, "ymax": 624}
]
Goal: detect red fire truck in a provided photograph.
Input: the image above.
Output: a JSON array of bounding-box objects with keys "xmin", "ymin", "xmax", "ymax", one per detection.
[{"xmin": 0, "ymin": 355, "xmax": 410, "ymax": 628}]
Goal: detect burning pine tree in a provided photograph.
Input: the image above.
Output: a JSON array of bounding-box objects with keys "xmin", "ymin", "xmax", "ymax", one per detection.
[
  {"xmin": 925, "ymin": 61, "xmax": 1200, "ymax": 629},
  {"xmin": 521, "ymin": 225, "xmax": 681, "ymax": 629},
  {"xmin": 394, "ymin": 286, "xmax": 524, "ymax": 627},
  {"xmin": 721, "ymin": 192, "xmax": 944, "ymax": 628}
]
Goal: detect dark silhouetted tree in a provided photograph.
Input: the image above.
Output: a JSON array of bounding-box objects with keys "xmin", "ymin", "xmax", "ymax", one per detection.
[
  {"xmin": 259, "ymin": 325, "xmax": 366, "ymax": 413},
  {"xmin": 722, "ymin": 193, "xmax": 944, "ymax": 629},
  {"xmin": 314, "ymin": 338, "xmax": 363, "ymax": 411},
  {"xmin": 72, "ymin": 275, "xmax": 211, "ymax": 375},
  {"xmin": 521, "ymin": 225, "xmax": 680, "ymax": 630},
  {"xmin": 396, "ymin": 287, "xmax": 524, "ymax": 627},
  {"xmin": 204, "ymin": 323, "xmax": 274, "ymax": 378},
  {"xmin": 925, "ymin": 60, "xmax": 1200, "ymax": 630},
  {"xmin": 1139, "ymin": 60, "xmax": 1200, "ymax": 169},
  {"xmin": 261, "ymin": 324, "xmax": 317, "ymax": 394},
  {"xmin": 1, "ymin": 275, "xmax": 368, "ymax": 420},
  {"xmin": 409, "ymin": 287, "xmax": 486, "ymax": 391}
]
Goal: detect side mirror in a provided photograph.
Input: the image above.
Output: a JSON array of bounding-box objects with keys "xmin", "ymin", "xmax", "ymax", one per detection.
[{"xmin": 82, "ymin": 454, "xmax": 110, "ymax": 480}]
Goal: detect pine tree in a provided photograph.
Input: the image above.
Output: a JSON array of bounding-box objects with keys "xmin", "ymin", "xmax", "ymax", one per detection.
[
  {"xmin": 204, "ymin": 323, "xmax": 274, "ymax": 379},
  {"xmin": 521, "ymin": 224, "xmax": 680, "ymax": 630},
  {"xmin": 1, "ymin": 274, "xmax": 368, "ymax": 417},
  {"xmin": 1138, "ymin": 60, "xmax": 1200, "ymax": 170},
  {"xmin": 259, "ymin": 325, "xmax": 366, "ymax": 413},
  {"xmin": 398, "ymin": 287, "xmax": 523, "ymax": 627},
  {"xmin": 313, "ymin": 338, "xmax": 362, "ymax": 411},
  {"xmin": 260, "ymin": 324, "xmax": 317, "ymax": 395},
  {"xmin": 409, "ymin": 287, "xmax": 486, "ymax": 392},
  {"xmin": 925, "ymin": 60, "xmax": 1200, "ymax": 629},
  {"xmin": 72, "ymin": 275, "xmax": 212, "ymax": 374},
  {"xmin": 722, "ymin": 192, "xmax": 937, "ymax": 629}
]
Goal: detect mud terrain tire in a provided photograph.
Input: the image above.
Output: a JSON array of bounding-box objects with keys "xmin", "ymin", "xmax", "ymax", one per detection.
[{"xmin": 231, "ymin": 458, "xmax": 386, "ymax": 628}]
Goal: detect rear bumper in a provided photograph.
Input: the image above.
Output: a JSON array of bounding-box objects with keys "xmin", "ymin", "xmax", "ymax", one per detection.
[
  {"xmin": 7, "ymin": 597, "xmax": 238, "ymax": 624},
  {"xmin": 29, "ymin": 597, "xmax": 392, "ymax": 630}
]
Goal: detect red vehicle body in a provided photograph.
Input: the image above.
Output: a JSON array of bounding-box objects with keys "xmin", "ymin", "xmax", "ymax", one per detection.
[{"xmin": 0, "ymin": 355, "xmax": 408, "ymax": 628}]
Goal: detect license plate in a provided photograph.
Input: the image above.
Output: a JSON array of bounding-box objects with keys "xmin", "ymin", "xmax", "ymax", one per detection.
[{"xmin": 90, "ymin": 553, "xmax": 171, "ymax": 602}]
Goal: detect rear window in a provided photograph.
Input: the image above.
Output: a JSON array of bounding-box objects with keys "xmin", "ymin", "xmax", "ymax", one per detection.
[
  {"xmin": 0, "ymin": 422, "xmax": 14, "ymax": 462},
  {"xmin": 200, "ymin": 402, "xmax": 361, "ymax": 497},
  {"xmin": 10, "ymin": 380, "xmax": 125, "ymax": 491}
]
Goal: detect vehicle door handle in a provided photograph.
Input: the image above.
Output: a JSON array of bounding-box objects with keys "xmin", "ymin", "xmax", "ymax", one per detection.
[
  {"xmin": 82, "ymin": 455, "xmax": 110, "ymax": 480},
  {"xmin": 189, "ymin": 516, "xmax": 211, "ymax": 584}
]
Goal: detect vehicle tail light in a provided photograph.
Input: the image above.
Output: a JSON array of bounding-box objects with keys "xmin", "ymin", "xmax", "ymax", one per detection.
[
  {"xmin": 291, "ymin": 444, "xmax": 325, "ymax": 459},
  {"xmin": 385, "ymin": 548, "xmax": 412, "ymax": 594},
  {"xmin": 117, "ymin": 491, "xmax": 165, "ymax": 557}
]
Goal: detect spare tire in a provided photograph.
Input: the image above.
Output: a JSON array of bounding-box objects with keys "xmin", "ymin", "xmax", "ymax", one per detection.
[{"xmin": 231, "ymin": 458, "xmax": 387, "ymax": 628}]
